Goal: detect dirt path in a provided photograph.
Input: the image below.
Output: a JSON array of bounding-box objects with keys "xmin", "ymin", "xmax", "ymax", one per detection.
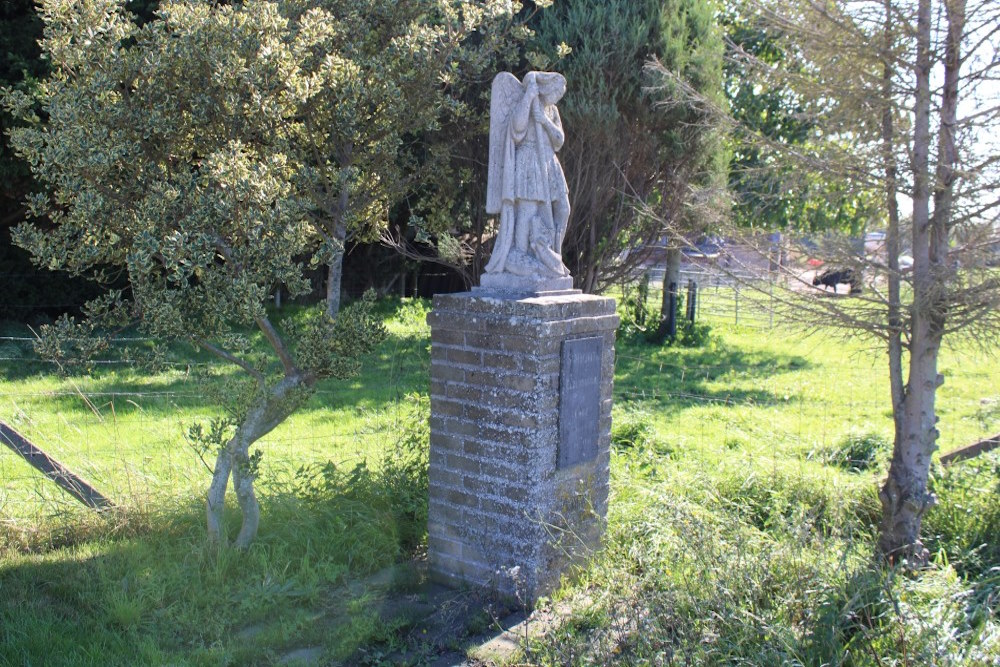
[{"xmin": 242, "ymin": 559, "xmax": 568, "ymax": 666}]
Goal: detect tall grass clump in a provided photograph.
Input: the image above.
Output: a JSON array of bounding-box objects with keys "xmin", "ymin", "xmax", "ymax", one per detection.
[
  {"xmin": 292, "ymin": 393, "xmax": 430, "ymax": 558},
  {"xmin": 521, "ymin": 462, "xmax": 1000, "ymax": 666},
  {"xmin": 924, "ymin": 452, "xmax": 1000, "ymax": 580},
  {"xmin": 610, "ymin": 407, "xmax": 662, "ymax": 453},
  {"xmin": 811, "ymin": 431, "xmax": 891, "ymax": 472},
  {"xmin": 711, "ymin": 465, "xmax": 881, "ymax": 538}
]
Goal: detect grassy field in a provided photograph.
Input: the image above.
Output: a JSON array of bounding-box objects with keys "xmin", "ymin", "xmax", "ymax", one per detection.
[
  {"xmin": 535, "ymin": 292, "xmax": 1000, "ymax": 665},
  {"xmin": 1, "ymin": 295, "xmax": 998, "ymax": 665},
  {"xmin": 0, "ymin": 299, "xmax": 433, "ymax": 524}
]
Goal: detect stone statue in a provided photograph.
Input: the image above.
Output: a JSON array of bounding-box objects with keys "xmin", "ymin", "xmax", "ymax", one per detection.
[{"xmin": 483, "ymin": 71, "xmax": 573, "ymax": 291}]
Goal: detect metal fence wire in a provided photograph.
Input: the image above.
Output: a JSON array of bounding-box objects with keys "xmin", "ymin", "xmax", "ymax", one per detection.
[
  {"xmin": 628, "ymin": 266, "xmax": 782, "ymax": 329},
  {"xmin": 1, "ymin": 275, "xmax": 997, "ymax": 529},
  {"xmin": 0, "ymin": 331, "xmax": 426, "ymax": 525}
]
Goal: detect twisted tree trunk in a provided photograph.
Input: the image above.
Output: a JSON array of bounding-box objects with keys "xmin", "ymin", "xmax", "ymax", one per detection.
[
  {"xmin": 878, "ymin": 329, "xmax": 942, "ymax": 563},
  {"xmin": 206, "ymin": 374, "xmax": 311, "ymax": 548}
]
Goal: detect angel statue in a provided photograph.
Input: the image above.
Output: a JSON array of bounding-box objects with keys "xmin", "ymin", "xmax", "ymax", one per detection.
[{"xmin": 484, "ymin": 71, "xmax": 572, "ymax": 287}]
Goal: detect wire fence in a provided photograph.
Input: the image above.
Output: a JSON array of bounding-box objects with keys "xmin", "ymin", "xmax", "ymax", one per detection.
[
  {"xmin": 614, "ymin": 265, "xmax": 1000, "ymax": 478},
  {"xmin": 0, "ymin": 329, "xmax": 429, "ymax": 527},
  {"xmin": 615, "ymin": 351, "xmax": 998, "ymax": 437},
  {"xmin": 1, "ymin": 287, "xmax": 998, "ymax": 533},
  {"xmin": 625, "ymin": 266, "xmax": 785, "ymax": 330}
]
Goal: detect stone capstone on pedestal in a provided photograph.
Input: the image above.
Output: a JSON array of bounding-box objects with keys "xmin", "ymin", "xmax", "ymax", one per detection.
[{"xmin": 426, "ymin": 291, "xmax": 618, "ymax": 600}]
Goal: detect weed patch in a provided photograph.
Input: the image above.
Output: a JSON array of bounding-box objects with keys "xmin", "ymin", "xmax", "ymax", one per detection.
[
  {"xmin": 522, "ymin": 469, "xmax": 1000, "ymax": 666},
  {"xmin": 925, "ymin": 452, "xmax": 1000, "ymax": 580},
  {"xmin": 812, "ymin": 430, "xmax": 891, "ymax": 472}
]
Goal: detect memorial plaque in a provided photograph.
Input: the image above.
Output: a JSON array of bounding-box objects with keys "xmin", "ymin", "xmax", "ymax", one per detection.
[{"xmin": 558, "ymin": 337, "xmax": 603, "ymax": 468}]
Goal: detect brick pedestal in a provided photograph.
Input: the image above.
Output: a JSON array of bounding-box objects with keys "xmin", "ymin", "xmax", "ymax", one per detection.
[{"xmin": 426, "ymin": 291, "xmax": 618, "ymax": 600}]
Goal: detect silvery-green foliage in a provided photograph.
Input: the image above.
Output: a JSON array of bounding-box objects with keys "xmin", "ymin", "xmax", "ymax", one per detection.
[
  {"xmin": 187, "ymin": 417, "xmax": 238, "ymax": 467},
  {"xmin": 285, "ymin": 290, "xmax": 385, "ymax": 379},
  {"xmin": 31, "ymin": 314, "xmax": 109, "ymax": 374},
  {"xmin": 9, "ymin": 1, "xmax": 309, "ymax": 342},
  {"xmin": 6, "ymin": 0, "xmax": 510, "ymax": 345},
  {"xmin": 0, "ymin": 0, "xmax": 510, "ymax": 544},
  {"xmin": 275, "ymin": 0, "xmax": 513, "ymax": 250}
]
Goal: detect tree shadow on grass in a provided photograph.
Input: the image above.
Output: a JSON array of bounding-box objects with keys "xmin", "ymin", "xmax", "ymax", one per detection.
[
  {"xmin": 0, "ymin": 457, "xmax": 438, "ymax": 666},
  {"xmin": 614, "ymin": 338, "xmax": 812, "ymax": 416}
]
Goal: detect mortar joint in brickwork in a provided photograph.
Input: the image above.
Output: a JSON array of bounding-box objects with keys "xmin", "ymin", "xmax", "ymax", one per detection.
[{"xmin": 430, "ymin": 478, "xmax": 537, "ymax": 515}]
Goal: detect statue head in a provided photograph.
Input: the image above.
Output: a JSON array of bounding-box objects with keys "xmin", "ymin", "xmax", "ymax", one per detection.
[{"xmin": 534, "ymin": 72, "xmax": 566, "ymax": 106}]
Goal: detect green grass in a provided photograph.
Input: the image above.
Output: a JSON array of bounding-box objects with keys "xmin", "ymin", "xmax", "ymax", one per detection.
[
  {"xmin": 520, "ymin": 295, "xmax": 1000, "ymax": 666},
  {"xmin": 0, "ymin": 397, "xmax": 431, "ymax": 665},
  {"xmin": 1, "ymin": 294, "xmax": 998, "ymax": 665},
  {"xmin": 0, "ymin": 299, "xmax": 433, "ymax": 526}
]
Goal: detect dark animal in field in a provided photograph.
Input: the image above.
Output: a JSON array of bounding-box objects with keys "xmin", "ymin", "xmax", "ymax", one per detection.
[{"xmin": 813, "ymin": 268, "xmax": 863, "ymax": 294}]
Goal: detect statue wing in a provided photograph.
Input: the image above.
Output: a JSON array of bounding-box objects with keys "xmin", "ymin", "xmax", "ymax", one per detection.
[{"xmin": 486, "ymin": 72, "xmax": 523, "ymax": 215}]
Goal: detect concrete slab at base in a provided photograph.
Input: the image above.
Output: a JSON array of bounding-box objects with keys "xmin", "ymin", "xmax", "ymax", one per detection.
[{"xmin": 426, "ymin": 291, "xmax": 618, "ymax": 600}]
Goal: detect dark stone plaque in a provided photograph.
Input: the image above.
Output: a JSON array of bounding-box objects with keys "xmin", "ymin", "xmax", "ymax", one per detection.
[{"xmin": 558, "ymin": 337, "xmax": 603, "ymax": 468}]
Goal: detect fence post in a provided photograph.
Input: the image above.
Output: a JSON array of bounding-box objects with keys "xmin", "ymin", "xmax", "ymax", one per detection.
[
  {"xmin": 667, "ymin": 282, "xmax": 678, "ymax": 338},
  {"xmin": 734, "ymin": 284, "xmax": 740, "ymax": 326},
  {"xmin": 769, "ymin": 279, "xmax": 774, "ymax": 328},
  {"xmin": 686, "ymin": 279, "xmax": 697, "ymax": 323},
  {"xmin": 0, "ymin": 421, "xmax": 114, "ymax": 511},
  {"xmin": 639, "ymin": 271, "xmax": 651, "ymax": 328}
]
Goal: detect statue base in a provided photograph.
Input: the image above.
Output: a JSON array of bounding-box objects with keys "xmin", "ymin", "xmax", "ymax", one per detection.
[
  {"xmin": 477, "ymin": 273, "xmax": 575, "ymax": 298},
  {"xmin": 426, "ymin": 291, "xmax": 618, "ymax": 601}
]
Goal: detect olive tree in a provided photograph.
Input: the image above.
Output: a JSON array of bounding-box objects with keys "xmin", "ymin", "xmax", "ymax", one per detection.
[{"xmin": 2, "ymin": 0, "xmax": 428, "ymax": 547}]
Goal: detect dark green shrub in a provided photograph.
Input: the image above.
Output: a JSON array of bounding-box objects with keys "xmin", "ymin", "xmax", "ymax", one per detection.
[
  {"xmin": 675, "ymin": 319, "xmax": 713, "ymax": 348},
  {"xmin": 648, "ymin": 292, "xmax": 713, "ymax": 348},
  {"xmin": 618, "ymin": 274, "xmax": 652, "ymax": 338}
]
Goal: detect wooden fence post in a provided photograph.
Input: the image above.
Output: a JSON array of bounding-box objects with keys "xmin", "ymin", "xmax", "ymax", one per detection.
[{"xmin": 0, "ymin": 421, "xmax": 113, "ymax": 511}]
